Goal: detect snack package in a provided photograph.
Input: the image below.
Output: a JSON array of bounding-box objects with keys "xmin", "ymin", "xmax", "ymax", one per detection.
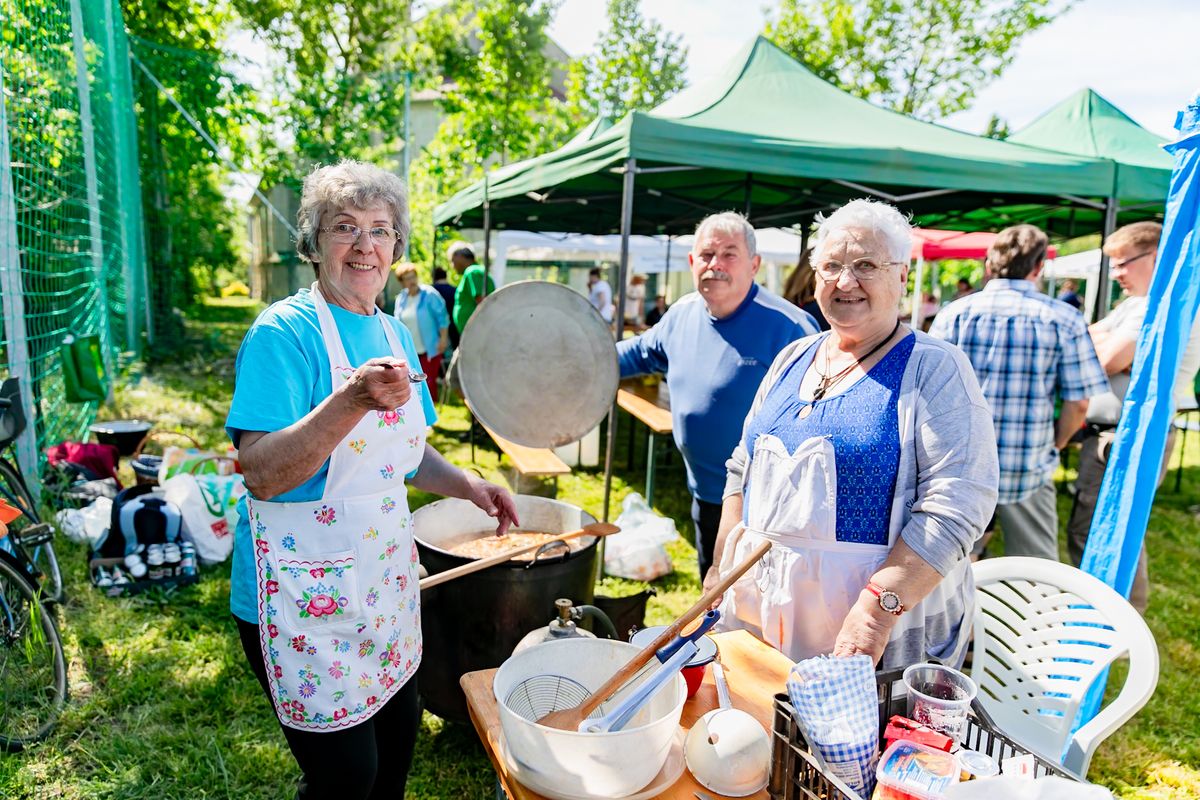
[
  {"xmin": 872, "ymin": 739, "xmax": 960, "ymax": 800},
  {"xmin": 883, "ymin": 715, "xmax": 954, "ymax": 752}
]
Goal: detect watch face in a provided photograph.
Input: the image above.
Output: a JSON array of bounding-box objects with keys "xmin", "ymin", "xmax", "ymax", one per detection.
[{"xmin": 879, "ymin": 591, "xmax": 902, "ymax": 613}]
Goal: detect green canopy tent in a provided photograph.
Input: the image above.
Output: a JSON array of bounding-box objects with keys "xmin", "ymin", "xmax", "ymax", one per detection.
[
  {"xmin": 435, "ymin": 36, "xmax": 1123, "ymax": 519},
  {"xmin": 1006, "ymin": 89, "xmax": 1173, "ymax": 316}
]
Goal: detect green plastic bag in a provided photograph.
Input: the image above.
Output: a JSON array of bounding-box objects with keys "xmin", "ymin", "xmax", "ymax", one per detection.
[{"xmin": 60, "ymin": 334, "xmax": 108, "ymax": 403}]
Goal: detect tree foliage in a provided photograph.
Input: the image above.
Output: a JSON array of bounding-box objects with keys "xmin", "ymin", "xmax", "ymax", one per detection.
[
  {"xmin": 121, "ymin": 0, "xmax": 261, "ymax": 329},
  {"xmin": 565, "ymin": 0, "xmax": 688, "ymax": 122},
  {"xmin": 407, "ymin": 0, "xmax": 568, "ymax": 268},
  {"xmin": 764, "ymin": 0, "xmax": 1069, "ymax": 121},
  {"xmin": 230, "ymin": 0, "xmax": 433, "ymax": 177}
]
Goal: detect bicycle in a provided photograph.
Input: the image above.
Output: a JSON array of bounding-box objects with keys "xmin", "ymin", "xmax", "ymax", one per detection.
[{"xmin": 0, "ymin": 378, "xmax": 64, "ymax": 605}]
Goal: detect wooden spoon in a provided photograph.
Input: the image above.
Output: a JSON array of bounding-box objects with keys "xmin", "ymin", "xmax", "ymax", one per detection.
[
  {"xmin": 536, "ymin": 538, "xmax": 773, "ymax": 731},
  {"xmin": 418, "ymin": 522, "xmax": 620, "ymax": 590}
]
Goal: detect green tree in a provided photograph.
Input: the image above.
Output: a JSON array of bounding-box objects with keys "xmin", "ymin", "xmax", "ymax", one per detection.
[
  {"xmin": 565, "ymin": 0, "xmax": 688, "ymax": 122},
  {"xmin": 231, "ymin": 0, "xmax": 433, "ymax": 176},
  {"xmin": 121, "ymin": 0, "xmax": 261, "ymax": 335},
  {"xmin": 407, "ymin": 0, "xmax": 568, "ymax": 269},
  {"xmin": 764, "ymin": 0, "xmax": 1069, "ymax": 120}
]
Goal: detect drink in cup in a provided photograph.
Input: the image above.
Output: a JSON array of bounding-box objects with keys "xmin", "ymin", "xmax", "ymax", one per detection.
[{"xmin": 901, "ymin": 663, "xmax": 977, "ymax": 741}]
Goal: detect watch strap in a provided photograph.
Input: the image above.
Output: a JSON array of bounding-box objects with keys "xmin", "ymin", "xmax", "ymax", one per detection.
[{"xmin": 866, "ymin": 581, "xmax": 905, "ymax": 615}]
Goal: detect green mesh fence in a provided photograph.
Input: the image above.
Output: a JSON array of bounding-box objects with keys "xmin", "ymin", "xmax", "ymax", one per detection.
[{"xmin": 1, "ymin": 0, "xmax": 147, "ymax": 481}]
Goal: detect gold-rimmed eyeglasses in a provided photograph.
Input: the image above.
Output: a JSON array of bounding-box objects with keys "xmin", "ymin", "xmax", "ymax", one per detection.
[
  {"xmin": 320, "ymin": 223, "xmax": 403, "ymax": 246},
  {"xmin": 812, "ymin": 259, "xmax": 905, "ymax": 282}
]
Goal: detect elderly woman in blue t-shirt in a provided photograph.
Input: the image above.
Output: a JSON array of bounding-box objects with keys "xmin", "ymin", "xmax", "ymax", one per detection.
[
  {"xmin": 226, "ymin": 159, "xmax": 517, "ymax": 800},
  {"xmin": 707, "ymin": 199, "xmax": 998, "ymax": 669}
]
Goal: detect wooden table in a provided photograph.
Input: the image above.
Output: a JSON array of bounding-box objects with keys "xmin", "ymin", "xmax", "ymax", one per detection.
[
  {"xmin": 617, "ymin": 380, "xmax": 673, "ymax": 506},
  {"xmin": 460, "ymin": 629, "xmax": 793, "ymax": 800}
]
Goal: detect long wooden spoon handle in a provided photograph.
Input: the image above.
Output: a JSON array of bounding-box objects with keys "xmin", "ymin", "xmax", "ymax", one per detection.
[
  {"xmin": 419, "ymin": 523, "xmax": 619, "ymax": 590},
  {"xmin": 572, "ymin": 538, "xmax": 771, "ymax": 720}
]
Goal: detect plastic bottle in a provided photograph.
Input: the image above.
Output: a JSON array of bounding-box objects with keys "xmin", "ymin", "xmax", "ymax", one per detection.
[{"xmin": 180, "ymin": 542, "xmax": 198, "ymax": 578}]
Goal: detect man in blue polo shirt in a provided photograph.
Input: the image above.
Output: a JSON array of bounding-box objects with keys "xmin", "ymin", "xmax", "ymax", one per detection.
[{"xmin": 618, "ymin": 211, "xmax": 818, "ymax": 579}]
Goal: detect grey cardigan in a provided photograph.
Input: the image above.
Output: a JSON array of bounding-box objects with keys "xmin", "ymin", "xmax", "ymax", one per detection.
[{"xmin": 724, "ymin": 330, "xmax": 999, "ymax": 667}]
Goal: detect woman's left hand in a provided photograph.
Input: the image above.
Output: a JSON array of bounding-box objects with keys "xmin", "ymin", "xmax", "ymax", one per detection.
[
  {"xmin": 465, "ymin": 474, "xmax": 520, "ymax": 536},
  {"xmin": 832, "ymin": 590, "xmax": 897, "ymax": 664}
]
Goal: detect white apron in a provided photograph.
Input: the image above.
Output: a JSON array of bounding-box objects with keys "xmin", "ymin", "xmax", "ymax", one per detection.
[
  {"xmin": 716, "ymin": 432, "xmax": 928, "ymax": 662},
  {"xmin": 249, "ymin": 284, "xmax": 426, "ymax": 731}
]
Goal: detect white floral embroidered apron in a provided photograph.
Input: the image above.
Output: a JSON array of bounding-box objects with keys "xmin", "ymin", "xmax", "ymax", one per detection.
[
  {"xmin": 716, "ymin": 433, "xmax": 927, "ymax": 662},
  {"xmin": 248, "ymin": 284, "xmax": 426, "ymax": 732}
]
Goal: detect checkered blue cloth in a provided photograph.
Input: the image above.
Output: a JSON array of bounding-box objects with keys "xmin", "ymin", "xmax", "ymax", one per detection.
[
  {"xmin": 787, "ymin": 655, "xmax": 879, "ymax": 798},
  {"xmin": 929, "ymin": 280, "xmax": 1109, "ymax": 503}
]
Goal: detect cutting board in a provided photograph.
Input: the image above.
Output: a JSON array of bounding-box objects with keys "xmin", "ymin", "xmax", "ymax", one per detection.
[{"xmin": 459, "ymin": 629, "xmax": 795, "ymax": 800}]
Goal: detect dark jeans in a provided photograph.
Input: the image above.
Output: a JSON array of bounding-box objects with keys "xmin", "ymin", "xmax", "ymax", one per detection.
[
  {"xmin": 691, "ymin": 496, "xmax": 724, "ymax": 580},
  {"xmin": 236, "ymin": 617, "xmax": 421, "ymax": 800}
]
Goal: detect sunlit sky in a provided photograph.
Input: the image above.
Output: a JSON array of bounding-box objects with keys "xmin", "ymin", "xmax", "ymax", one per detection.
[{"xmin": 546, "ymin": 0, "xmax": 1198, "ymax": 139}]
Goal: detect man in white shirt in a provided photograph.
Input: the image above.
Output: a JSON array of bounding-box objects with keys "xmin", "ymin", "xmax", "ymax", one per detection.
[
  {"xmin": 1067, "ymin": 221, "xmax": 1200, "ymax": 612},
  {"xmin": 587, "ymin": 267, "xmax": 615, "ymax": 323}
]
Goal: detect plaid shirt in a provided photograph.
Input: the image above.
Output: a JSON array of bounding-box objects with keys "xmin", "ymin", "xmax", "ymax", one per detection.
[{"xmin": 929, "ymin": 279, "xmax": 1108, "ymax": 503}]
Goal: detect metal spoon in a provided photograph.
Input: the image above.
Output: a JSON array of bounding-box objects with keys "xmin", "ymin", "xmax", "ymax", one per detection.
[{"xmin": 379, "ymin": 361, "xmax": 427, "ymax": 382}]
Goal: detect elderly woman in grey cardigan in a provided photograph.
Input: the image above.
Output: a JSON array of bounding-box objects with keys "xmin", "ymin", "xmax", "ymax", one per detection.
[{"xmin": 706, "ymin": 199, "xmax": 998, "ymax": 669}]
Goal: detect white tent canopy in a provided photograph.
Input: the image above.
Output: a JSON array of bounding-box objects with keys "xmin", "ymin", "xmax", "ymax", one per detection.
[
  {"xmin": 1043, "ymin": 249, "xmax": 1102, "ymax": 319},
  {"xmin": 474, "ymin": 228, "xmax": 807, "ymax": 291}
]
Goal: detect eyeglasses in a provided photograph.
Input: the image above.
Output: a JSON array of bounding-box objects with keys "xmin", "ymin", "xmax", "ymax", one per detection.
[
  {"xmin": 1110, "ymin": 251, "xmax": 1153, "ymax": 270},
  {"xmin": 320, "ymin": 223, "xmax": 403, "ymax": 246},
  {"xmin": 812, "ymin": 259, "xmax": 904, "ymax": 282}
]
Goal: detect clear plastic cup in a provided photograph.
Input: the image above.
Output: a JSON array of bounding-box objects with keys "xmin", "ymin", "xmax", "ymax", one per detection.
[{"xmin": 902, "ymin": 663, "xmax": 977, "ymax": 741}]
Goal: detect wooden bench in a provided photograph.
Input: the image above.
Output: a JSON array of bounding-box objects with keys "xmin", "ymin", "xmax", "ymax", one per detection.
[{"xmin": 480, "ymin": 423, "xmax": 571, "ymax": 497}]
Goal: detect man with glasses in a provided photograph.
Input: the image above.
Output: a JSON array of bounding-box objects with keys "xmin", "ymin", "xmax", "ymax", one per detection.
[
  {"xmin": 1066, "ymin": 222, "xmax": 1200, "ymax": 611},
  {"xmin": 617, "ymin": 211, "xmax": 818, "ymax": 580},
  {"xmin": 930, "ymin": 225, "xmax": 1108, "ymax": 562}
]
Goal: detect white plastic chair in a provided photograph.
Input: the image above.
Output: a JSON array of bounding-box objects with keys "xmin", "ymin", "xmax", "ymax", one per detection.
[{"xmin": 968, "ymin": 557, "xmax": 1159, "ymax": 778}]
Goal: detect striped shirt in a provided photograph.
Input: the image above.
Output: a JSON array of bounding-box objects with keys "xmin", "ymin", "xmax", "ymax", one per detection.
[{"xmin": 929, "ymin": 279, "xmax": 1108, "ymax": 503}]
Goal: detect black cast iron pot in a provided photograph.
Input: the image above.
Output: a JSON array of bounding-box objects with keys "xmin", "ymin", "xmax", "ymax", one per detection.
[{"xmin": 414, "ymin": 495, "xmax": 599, "ymax": 722}]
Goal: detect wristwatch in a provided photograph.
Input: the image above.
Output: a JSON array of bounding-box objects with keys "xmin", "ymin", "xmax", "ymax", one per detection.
[{"xmin": 866, "ymin": 582, "xmax": 905, "ymax": 616}]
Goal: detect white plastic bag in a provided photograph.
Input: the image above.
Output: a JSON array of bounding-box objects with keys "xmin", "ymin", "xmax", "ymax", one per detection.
[
  {"xmin": 604, "ymin": 493, "xmax": 677, "ymax": 581},
  {"xmin": 161, "ymin": 472, "xmax": 244, "ymax": 564},
  {"xmin": 55, "ymin": 496, "xmax": 112, "ymax": 547},
  {"xmin": 945, "ymin": 776, "xmax": 1113, "ymax": 799}
]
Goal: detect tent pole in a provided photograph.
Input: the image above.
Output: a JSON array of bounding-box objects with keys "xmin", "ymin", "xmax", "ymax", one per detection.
[
  {"xmin": 1093, "ymin": 197, "xmax": 1119, "ymax": 322},
  {"xmin": 744, "ymin": 173, "xmax": 753, "ymax": 218},
  {"xmin": 912, "ymin": 255, "xmax": 927, "ymax": 329},
  {"xmin": 481, "ymin": 173, "xmax": 492, "ymax": 299},
  {"xmin": 603, "ymin": 157, "xmax": 637, "ymax": 524}
]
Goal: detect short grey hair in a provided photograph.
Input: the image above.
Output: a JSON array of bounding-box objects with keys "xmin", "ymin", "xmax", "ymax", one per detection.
[
  {"xmin": 296, "ymin": 160, "xmax": 410, "ymax": 264},
  {"xmin": 694, "ymin": 211, "xmax": 757, "ymax": 257},
  {"xmin": 811, "ymin": 199, "xmax": 912, "ymax": 264}
]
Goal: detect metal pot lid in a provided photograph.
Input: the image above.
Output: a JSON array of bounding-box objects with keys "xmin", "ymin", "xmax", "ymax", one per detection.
[
  {"xmin": 630, "ymin": 625, "xmax": 718, "ymax": 668},
  {"xmin": 456, "ymin": 280, "xmax": 618, "ymax": 448}
]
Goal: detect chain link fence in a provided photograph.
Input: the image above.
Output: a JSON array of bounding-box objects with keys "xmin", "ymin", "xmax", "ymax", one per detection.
[{"xmin": 1, "ymin": 0, "xmax": 148, "ymax": 481}]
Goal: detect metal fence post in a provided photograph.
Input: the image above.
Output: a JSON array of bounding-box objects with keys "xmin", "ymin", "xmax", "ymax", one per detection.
[
  {"xmin": 0, "ymin": 68, "xmax": 42, "ymax": 498},
  {"xmin": 70, "ymin": 0, "xmax": 116, "ymax": 380}
]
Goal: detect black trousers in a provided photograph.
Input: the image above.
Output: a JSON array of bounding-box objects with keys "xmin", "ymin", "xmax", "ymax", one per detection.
[
  {"xmin": 236, "ymin": 616, "xmax": 421, "ymax": 800},
  {"xmin": 691, "ymin": 496, "xmax": 724, "ymax": 580}
]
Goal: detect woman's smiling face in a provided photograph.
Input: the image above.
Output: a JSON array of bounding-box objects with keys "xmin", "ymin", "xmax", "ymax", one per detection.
[
  {"xmin": 813, "ymin": 226, "xmax": 908, "ymax": 335},
  {"xmin": 314, "ymin": 203, "xmax": 396, "ymax": 314}
]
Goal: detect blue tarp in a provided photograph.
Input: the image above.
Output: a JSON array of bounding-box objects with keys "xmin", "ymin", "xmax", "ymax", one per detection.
[{"xmin": 1078, "ymin": 91, "xmax": 1200, "ymax": 724}]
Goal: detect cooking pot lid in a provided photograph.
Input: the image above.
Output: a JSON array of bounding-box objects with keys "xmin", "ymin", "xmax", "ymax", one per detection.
[
  {"xmin": 456, "ymin": 281, "xmax": 618, "ymax": 448},
  {"xmin": 630, "ymin": 626, "xmax": 718, "ymax": 668}
]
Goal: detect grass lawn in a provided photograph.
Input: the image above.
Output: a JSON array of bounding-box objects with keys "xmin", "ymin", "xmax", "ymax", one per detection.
[{"xmin": 0, "ymin": 296, "xmax": 1197, "ymax": 798}]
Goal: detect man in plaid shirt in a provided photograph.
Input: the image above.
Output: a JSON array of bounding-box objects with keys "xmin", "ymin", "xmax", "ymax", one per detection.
[{"xmin": 930, "ymin": 225, "xmax": 1108, "ymax": 560}]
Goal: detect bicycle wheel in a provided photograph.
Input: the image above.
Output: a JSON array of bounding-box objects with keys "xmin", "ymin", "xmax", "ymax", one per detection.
[
  {"xmin": 0, "ymin": 458, "xmax": 64, "ymax": 605},
  {"xmin": 0, "ymin": 552, "xmax": 67, "ymax": 751}
]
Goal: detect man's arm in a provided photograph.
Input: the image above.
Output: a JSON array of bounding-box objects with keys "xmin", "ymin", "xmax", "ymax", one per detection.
[
  {"xmin": 1056, "ymin": 398, "xmax": 1089, "ymax": 450},
  {"xmin": 616, "ymin": 315, "xmax": 669, "ymax": 378},
  {"xmin": 1091, "ymin": 331, "xmax": 1136, "ymax": 375}
]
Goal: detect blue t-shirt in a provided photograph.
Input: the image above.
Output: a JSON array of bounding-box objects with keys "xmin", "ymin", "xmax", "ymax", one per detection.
[
  {"xmin": 616, "ymin": 284, "xmax": 818, "ymax": 503},
  {"xmin": 225, "ymin": 289, "xmax": 437, "ymax": 622}
]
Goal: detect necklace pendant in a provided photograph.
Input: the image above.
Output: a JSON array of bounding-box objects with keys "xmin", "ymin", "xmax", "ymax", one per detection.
[{"xmin": 798, "ymin": 404, "xmax": 813, "ymax": 420}]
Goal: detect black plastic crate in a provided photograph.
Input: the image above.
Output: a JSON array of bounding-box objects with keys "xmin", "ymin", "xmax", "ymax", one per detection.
[{"xmin": 769, "ymin": 666, "xmax": 1079, "ymax": 800}]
